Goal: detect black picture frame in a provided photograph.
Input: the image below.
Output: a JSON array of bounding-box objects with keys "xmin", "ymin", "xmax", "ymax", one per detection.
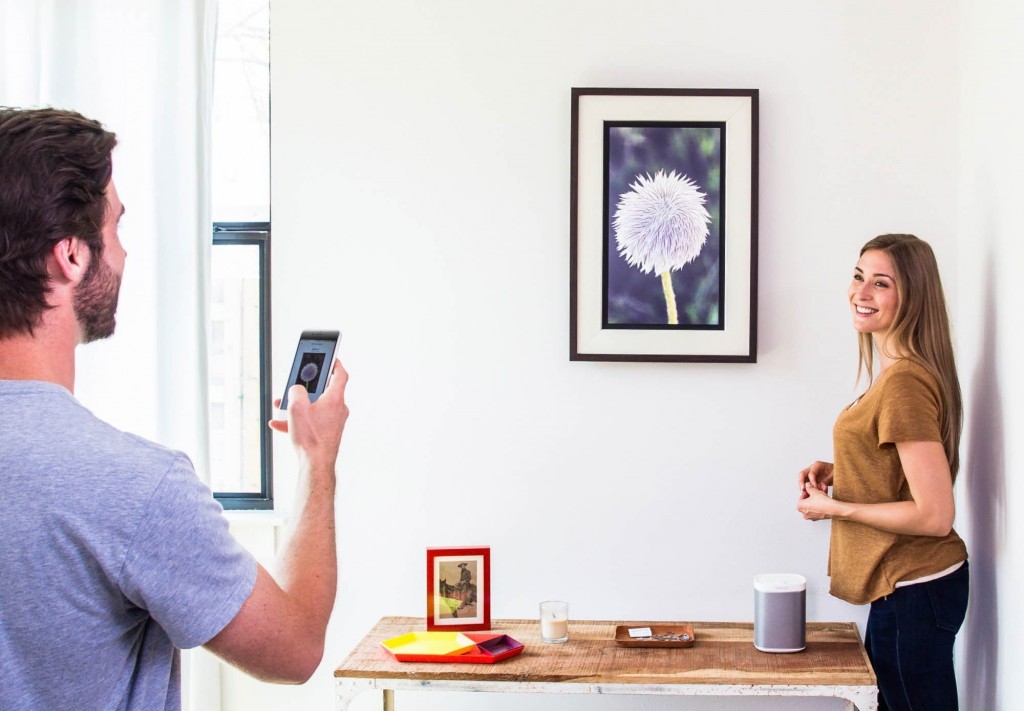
[{"xmin": 570, "ymin": 88, "xmax": 758, "ymax": 362}]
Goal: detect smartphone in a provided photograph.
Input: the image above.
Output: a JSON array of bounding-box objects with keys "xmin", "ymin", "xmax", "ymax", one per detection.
[{"xmin": 279, "ymin": 330, "xmax": 340, "ymax": 412}]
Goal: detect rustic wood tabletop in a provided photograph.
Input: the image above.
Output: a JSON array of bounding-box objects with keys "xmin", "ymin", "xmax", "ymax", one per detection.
[{"xmin": 335, "ymin": 616, "xmax": 876, "ymax": 688}]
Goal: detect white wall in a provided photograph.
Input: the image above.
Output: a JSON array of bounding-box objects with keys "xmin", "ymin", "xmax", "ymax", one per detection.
[
  {"xmin": 957, "ymin": 2, "xmax": 1024, "ymax": 710},
  {"xmin": 257, "ymin": 1, "xmax": 967, "ymax": 709}
]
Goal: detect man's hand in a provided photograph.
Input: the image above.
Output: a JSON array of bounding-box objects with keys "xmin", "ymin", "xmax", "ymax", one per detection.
[{"xmin": 270, "ymin": 359, "xmax": 349, "ymax": 472}]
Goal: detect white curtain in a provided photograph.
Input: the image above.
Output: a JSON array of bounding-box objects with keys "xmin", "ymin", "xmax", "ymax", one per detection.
[{"xmin": 0, "ymin": 1, "xmax": 221, "ymax": 709}]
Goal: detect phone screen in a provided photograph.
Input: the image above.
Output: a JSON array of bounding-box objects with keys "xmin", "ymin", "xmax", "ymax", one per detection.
[{"xmin": 280, "ymin": 331, "xmax": 340, "ymax": 411}]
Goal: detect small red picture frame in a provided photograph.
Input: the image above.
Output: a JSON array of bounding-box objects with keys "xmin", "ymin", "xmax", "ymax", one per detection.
[{"xmin": 426, "ymin": 546, "xmax": 491, "ymax": 631}]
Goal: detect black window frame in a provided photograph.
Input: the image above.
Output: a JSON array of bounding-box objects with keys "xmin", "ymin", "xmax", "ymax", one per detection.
[{"xmin": 212, "ymin": 222, "xmax": 274, "ymax": 510}]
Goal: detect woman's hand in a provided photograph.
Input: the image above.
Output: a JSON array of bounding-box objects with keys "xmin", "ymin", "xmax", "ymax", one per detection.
[
  {"xmin": 797, "ymin": 482, "xmax": 844, "ymax": 521},
  {"xmin": 798, "ymin": 461, "xmax": 834, "ymax": 499}
]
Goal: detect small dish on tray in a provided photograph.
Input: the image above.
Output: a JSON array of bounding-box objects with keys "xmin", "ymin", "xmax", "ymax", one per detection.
[
  {"xmin": 614, "ymin": 624, "xmax": 696, "ymax": 648},
  {"xmin": 460, "ymin": 634, "xmax": 525, "ymax": 663}
]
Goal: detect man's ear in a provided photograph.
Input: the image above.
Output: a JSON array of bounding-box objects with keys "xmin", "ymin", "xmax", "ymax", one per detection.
[{"xmin": 50, "ymin": 237, "xmax": 89, "ymax": 284}]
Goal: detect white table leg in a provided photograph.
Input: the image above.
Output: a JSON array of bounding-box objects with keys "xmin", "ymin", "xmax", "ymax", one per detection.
[
  {"xmin": 336, "ymin": 678, "xmax": 376, "ymax": 711},
  {"xmin": 842, "ymin": 687, "xmax": 878, "ymax": 711}
]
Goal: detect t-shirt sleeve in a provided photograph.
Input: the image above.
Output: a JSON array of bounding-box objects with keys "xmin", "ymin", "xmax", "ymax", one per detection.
[
  {"xmin": 118, "ymin": 455, "xmax": 258, "ymax": 649},
  {"xmin": 876, "ymin": 366, "xmax": 943, "ymax": 446}
]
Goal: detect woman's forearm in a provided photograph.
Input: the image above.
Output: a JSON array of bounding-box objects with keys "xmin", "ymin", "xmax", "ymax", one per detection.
[{"xmin": 831, "ymin": 498, "xmax": 954, "ymax": 537}]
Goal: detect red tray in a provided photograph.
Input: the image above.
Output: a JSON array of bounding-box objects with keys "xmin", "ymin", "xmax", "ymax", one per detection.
[{"xmin": 382, "ymin": 632, "xmax": 524, "ymax": 663}]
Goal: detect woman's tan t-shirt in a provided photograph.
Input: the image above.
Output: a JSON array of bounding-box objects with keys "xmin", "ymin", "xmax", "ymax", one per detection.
[{"xmin": 829, "ymin": 359, "xmax": 968, "ymax": 605}]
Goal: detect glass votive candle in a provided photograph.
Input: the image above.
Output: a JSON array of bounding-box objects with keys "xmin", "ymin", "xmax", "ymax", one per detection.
[{"xmin": 539, "ymin": 600, "xmax": 569, "ymax": 643}]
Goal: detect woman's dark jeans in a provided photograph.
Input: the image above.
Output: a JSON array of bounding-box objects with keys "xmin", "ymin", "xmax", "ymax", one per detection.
[{"xmin": 865, "ymin": 561, "xmax": 970, "ymax": 711}]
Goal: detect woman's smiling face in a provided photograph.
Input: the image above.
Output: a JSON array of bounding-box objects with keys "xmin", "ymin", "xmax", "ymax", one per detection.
[{"xmin": 849, "ymin": 249, "xmax": 899, "ymax": 337}]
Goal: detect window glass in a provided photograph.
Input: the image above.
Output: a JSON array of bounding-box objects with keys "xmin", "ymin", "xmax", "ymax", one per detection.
[
  {"xmin": 209, "ymin": 242, "xmax": 263, "ymax": 494},
  {"xmin": 211, "ymin": 0, "xmax": 270, "ymax": 222}
]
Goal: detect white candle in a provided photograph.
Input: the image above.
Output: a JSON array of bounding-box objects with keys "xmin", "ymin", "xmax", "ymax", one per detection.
[{"xmin": 541, "ymin": 617, "xmax": 569, "ymax": 641}]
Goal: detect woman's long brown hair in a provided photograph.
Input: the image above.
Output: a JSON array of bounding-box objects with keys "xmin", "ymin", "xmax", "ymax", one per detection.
[{"xmin": 857, "ymin": 234, "xmax": 963, "ymax": 480}]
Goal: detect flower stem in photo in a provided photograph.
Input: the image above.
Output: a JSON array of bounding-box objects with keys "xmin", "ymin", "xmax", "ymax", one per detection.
[{"xmin": 660, "ymin": 271, "xmax": 678, "ymax": 324}]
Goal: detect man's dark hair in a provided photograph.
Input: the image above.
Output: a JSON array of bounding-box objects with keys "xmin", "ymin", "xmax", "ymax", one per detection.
[{"xmin": 0, "ymin": 107, "xmax": 117, "ymax": 338}]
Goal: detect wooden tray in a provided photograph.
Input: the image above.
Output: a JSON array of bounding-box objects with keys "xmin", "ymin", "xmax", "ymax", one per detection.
[{"xmin": 614, "ymin": 624, "xmax": 695, "ymax": 648}]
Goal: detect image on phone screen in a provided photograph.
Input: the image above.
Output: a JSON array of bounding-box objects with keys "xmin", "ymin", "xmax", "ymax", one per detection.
[{"xmin": 294, "ymin": 352, "xmax": 327, "ymax": 394}]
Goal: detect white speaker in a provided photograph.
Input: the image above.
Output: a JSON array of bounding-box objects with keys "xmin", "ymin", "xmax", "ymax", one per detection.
[{"xmin": 753, "ymin": 573, "xmax": 806, "ymax": 653}]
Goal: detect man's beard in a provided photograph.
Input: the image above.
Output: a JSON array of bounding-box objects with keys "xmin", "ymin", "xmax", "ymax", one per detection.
[{"xmin": 73, "ymin": 251, "xmax": 121, "ymax": 343}]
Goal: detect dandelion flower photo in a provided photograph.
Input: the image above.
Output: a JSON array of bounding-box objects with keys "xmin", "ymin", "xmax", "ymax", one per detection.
[
  {"xmin": 613, "ymin": 170, "xmax": 711, "ymax": 324},
  {"xmin": 613, "ymin": 170, "xmax": 711, "ymax": 275},
  {"xmin": 300, "ymin": 361, "xmax": 319, "ymax": 385},
  {"xmin": 604, "ymin": 125, "xmax": 722, "ymax": 327}
]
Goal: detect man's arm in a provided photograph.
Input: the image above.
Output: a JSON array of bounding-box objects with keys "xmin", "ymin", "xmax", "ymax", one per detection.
[{"xmin": 205, "ymin": 359, "xmax": 349, "ymax": 683}]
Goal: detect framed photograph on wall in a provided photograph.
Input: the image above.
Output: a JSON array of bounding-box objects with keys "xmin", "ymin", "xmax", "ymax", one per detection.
[
  {"xmin": 570, "ymin": 88, "xmax": 759, "ymax": 362},
  {"xmin": 426, "ymin": 546, "xmax": 491, "ymax": 631}
]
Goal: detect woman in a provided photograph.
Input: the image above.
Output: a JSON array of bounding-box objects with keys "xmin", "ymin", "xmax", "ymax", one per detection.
[{"xmin": 797, "ymin": 234, "xmax": 969, "ymax": 711}]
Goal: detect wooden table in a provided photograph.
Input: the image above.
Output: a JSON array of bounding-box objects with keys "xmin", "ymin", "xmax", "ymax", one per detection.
[{"xmin": 335, "ymin": 617, "xmax": 877, "ymax": 711}]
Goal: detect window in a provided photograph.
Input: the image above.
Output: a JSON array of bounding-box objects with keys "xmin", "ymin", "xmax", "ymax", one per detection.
[
  {"xmin": 209, "ymin": 0, "xmax": 271, "ymax": 508},
  {"xmin": 210, "ymin": 227, "xmax": 272, "ymax": 507}
]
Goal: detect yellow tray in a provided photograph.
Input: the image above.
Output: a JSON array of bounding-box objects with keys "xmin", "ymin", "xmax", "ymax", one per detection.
[{"xmin": 381, "ymin": 631, "xmax": 478, "ymax": 658}]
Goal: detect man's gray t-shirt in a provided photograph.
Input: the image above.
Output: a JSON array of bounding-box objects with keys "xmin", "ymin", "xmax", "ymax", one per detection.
[{"xmin": 0, "ymin": 381, "xmax": 258, "ymax": 711}]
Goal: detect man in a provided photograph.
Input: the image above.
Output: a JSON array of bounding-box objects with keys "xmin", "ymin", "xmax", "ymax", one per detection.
[{"xmin": 0, "ymin": 107, "xmax": 350, "ymax": 710}]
